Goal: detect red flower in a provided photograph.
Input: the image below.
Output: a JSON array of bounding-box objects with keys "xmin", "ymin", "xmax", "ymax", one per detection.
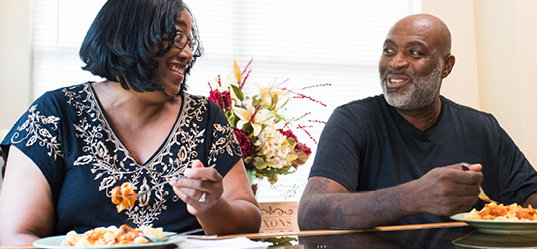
[
  {"xmin": 295, "ymin": 143, "xmax": 312, "ymax": 155},
  {"xmin": 209, "ymin": 89, "xmax": 232, "ymax": 111},
  {"xmin": 278, "ymin": 129, "xmax": 297, "ymax": 141},
  {"xmin": 233, "ymin": 128, "xmax": 253, "ymax": 157},
  {"xmin": 278, "ymin": 128, "xmax": 310, "ymax": 154}
]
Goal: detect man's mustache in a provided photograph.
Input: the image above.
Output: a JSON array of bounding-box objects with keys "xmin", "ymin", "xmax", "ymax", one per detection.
[{"xmin": 381, "ymin": 71, "xmax": 409, "ymax": 78}]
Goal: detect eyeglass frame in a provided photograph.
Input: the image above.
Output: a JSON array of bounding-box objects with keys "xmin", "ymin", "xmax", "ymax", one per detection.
[{"xmin": 172, "ymin": 30, "xmax": 199, "ymax": 54}]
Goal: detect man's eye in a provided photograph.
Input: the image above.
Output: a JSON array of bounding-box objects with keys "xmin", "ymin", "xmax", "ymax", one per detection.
[
  {"xmin": 410, "ymin": 50, "xmax": 422, "ymax": 56},
  {"xmin": 383, "ymin": 48, "xmax": 394, "ymax": 54}
]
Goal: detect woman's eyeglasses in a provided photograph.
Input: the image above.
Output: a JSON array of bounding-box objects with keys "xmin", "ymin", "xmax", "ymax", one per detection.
[{"xmin": 172, "ymin": 31, "xmax": 199, "ymax": 53}]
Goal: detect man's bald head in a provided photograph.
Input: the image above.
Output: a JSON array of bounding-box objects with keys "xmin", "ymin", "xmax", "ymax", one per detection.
[{"xmin": 388, "ymin": 14, "xmax": 452, "ymax": 57}]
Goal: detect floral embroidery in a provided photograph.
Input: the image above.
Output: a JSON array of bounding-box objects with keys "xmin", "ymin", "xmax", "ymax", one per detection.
[
  {"xmin": 11, "ymin": 105, "xmax": 63, "ymax": 160},
  {"xmin": 12, "ymin": 83, "xmax": 241, "ymax": 229},
  {"xmin": 70, "ymin": 85, "xmax": 239, "ymax": 227},
  {"xmin": 209, "ymin": 123, "xmax": 243, "ymax": 165}
]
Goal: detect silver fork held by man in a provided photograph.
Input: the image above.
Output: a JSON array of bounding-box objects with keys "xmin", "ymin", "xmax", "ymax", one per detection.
[{"xmin": 461, "ymin": 163, "xmax": 496, "ymax": 203}]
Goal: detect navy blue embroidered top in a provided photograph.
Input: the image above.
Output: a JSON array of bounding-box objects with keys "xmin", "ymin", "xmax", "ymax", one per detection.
[{"xmin": 1, "ymin": 82, "xmax": 243, "ymax": 235}]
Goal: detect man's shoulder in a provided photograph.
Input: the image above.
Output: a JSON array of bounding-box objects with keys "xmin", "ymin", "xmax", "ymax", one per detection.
[
  {"xmin": 441, "ymin": 96, "xmax": 499, "ymax": 124},
  {"xmin": 337, "ymin": 95, "xmax": 386, "ymax": 112},
  {"xmin": 441, "ymin": 96, "xmax": 494, "ymax": 116}
]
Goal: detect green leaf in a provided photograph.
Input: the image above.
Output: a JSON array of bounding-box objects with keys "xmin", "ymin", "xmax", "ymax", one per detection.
[
  {"xmin": 279, "ymin": 96, "xmax": 290, "ymax": 109},
  {"xmin": 253, "ymin": 157, "xmax": 267, "ymax": 170},
  {"xmin": 231, "ymin": 84, "xmax": 244, "ymax": 101},
  {"xmin": 262, "ymin": 237, "xmax": 298, "ymax": 246},
  {"xmin": 287, "ymin": 137, "xmax": 297, "ymax": 148},
  {"xmin": 252, "ymin": 98, "xmax": 261, "ymax": 108},
  {"xmin": 268, "ymin": 174, "xmax": 278, "ymax": 185},
  {"xmin": 270, "ymin": 93, "xmax": 279, "ymax": 109}
]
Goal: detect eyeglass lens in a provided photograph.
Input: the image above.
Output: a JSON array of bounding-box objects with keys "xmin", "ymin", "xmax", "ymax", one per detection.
[{"xmin": 175, "ymin": 31, "xmax": 198, "ymax": 53}]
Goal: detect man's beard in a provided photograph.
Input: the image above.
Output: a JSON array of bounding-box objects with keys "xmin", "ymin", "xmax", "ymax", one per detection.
[{"xmin": 380, "ymin": 62, "xmax": 443, "ymax": 111}]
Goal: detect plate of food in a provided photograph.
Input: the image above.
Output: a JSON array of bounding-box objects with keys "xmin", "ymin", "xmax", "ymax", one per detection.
[
  {"xmin": 451, "ymin": 203, "xmax": 537, "ymax": 234},
  {"xmin": 33, "ymin": 224, "xmax": 184, "ymax": 249}
]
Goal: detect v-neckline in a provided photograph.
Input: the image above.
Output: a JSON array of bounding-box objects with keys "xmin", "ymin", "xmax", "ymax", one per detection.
[{"xmin": 88, "ymin": 83, "xmax": 186, "ymax": 166}]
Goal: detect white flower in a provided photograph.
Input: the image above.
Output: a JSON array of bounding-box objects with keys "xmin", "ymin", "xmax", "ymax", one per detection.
[
  {"xmin": 254, "ymin": 82, "xmax": 289, "ymax": 109},
  {"xmin": 255, "ymin": 129, "xmax": 295, "ymax": 169},
  {"xmin": 233, "ymin": 99, "xmax": 275, "ymax": 136}
]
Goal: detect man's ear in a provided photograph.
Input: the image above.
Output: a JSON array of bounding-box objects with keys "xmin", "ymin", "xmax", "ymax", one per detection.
[{"xmin": 442, "ymin": 55, "xmax": 455, "ymax": 78}]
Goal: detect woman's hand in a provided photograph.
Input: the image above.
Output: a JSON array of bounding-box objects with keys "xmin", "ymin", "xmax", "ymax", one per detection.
[
  {"xmin": 169, "ymin": 160, "xmax": 223, "ymax": 215},
  {"xmin": 169, "ymin": 159, "xmax": 260, "ymax": 235}
]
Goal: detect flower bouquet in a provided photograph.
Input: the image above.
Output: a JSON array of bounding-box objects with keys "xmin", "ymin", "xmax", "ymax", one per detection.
[{"xmin": 208, "ymin": 59, "xmax": 327, "ymax": 193}]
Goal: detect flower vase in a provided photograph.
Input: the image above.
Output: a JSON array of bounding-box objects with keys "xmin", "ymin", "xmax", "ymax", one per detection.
[{"xmin": 247, "ymin": 169, "xmax": 262, "ymax": 198}]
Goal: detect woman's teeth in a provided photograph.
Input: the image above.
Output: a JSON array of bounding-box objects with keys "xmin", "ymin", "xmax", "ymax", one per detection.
[{"xmin": 170, "ymin": 65, "xmax": 185, "ymax": 74}]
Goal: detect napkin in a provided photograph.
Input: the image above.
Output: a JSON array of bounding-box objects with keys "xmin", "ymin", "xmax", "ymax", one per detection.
[{"xmin": 178, "ymin": 237, "xmax": 271, "ymax": 249}]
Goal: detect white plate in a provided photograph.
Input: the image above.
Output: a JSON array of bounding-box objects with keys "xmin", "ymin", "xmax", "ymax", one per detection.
[
  {"xmin": 451, "ymin": 212, "xmax": 537, "ymax": 234},
  {"xmin": 33, "ymin": 232, "xmax": 184, "ymax": 249},
  {"xmin": 452, "ymin": 230, "xmax": 537, "ymax": 248}
]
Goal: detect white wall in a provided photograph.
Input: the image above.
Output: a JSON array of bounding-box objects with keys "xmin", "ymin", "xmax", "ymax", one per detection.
[
  {"xmin": 0, "ymin": 0, "xmax": 32, "ymax": 188},
  {"xmin": 423, "ymin": 0, "xmax": 537, "ymax": 166},
  {"xmin": 0, "ymin": 0, "xmax": 32, "ymax": 130}
]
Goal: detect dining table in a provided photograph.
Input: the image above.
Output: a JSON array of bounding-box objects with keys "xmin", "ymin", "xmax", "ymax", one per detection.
[{"xmin": 3, "ymin": 221, "xmax": 537, "ymax": 249}]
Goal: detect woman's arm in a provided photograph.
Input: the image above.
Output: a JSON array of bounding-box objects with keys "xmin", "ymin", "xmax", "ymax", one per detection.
[
  {"xmin": 0, "ymin": 146, "xmax": 55, "ymax": 245},
  {"xmin": 170, "ymin": 159, "xmax": 261, "ymax": 235}
]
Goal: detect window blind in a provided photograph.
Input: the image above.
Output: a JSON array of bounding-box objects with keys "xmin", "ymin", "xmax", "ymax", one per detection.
[{"xmin": 31, "ymin": 0, "xmax": 420, "ymax": 202}]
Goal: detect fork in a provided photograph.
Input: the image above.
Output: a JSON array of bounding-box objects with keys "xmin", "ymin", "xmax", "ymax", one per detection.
[
  {"xmin": 127, "ymin": 180, "xmax": 172, "ymax": 198},
  {"xmin": 141, "ymin": 228, "xmax": 204, "ymax": 243},
  {"xmin": 127, "ymin": 163, "xmax": 216, "ymax": 198},
  {"xmin": 461, "ymin": 164, "xmax": 497, "ymax": 203}
]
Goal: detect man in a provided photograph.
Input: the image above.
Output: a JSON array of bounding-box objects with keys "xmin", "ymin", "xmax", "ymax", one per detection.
[{"xmin": 298, "ymin": 13, "xmax": 537, "ymax": 230}]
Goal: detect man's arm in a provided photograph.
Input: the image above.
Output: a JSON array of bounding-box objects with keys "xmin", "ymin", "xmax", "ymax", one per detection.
[
  {"xmin": 523, "ymin": 192, "xmax": 537, "ymax": 208},
  {"xmin": 298, "ymin": 164, "xmax": 483, "ymax": 230}
]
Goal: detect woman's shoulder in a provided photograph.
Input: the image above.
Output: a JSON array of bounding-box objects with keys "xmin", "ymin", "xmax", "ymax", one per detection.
[
  {"xmin": 36, "ymin": 82, "xmax": 93, "ymax": 103},
  {"xmin": 26, "ymin": 82, "xmax": 96, "ymax": 124},
  {"xmin": 183, "ymin": 92, "xmax": 222, "ymax": 113}
]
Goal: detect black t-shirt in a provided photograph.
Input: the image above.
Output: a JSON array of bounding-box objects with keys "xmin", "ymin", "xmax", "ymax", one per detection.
[{"xmin": 309, "ymin": 95, "xmax": 537, "ymax": 224}]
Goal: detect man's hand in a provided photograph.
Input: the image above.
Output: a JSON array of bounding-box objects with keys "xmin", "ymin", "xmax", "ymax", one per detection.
[{"xmin": 411, "ymin": 163, "xmax": 482, "ymax": 216}]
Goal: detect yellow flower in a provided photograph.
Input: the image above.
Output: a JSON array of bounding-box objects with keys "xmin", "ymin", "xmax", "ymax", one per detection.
[
  {"xmin": 233, "ymin": 59, "xmax": 242, "ymax": 84},
  {"xmin": 233, "ymin": 99, "xmax": 275, "ymax": 136}
]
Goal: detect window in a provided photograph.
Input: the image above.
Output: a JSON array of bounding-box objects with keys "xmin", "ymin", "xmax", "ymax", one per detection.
[{"xmin": 32, "ymin": 0, "xmax": 420, "ymax": 202}]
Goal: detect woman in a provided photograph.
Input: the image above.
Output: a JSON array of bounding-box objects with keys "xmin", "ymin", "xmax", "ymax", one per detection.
[{"xmin": 0, "ymin": 0, "xmax": 261, "ymax": 245}]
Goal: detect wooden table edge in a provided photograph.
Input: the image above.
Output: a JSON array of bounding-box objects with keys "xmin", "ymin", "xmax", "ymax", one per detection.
[
  {"xmin": 0, "ymin": 222, "xmax": 469, "ymax": 247},
  {"xmin": 200, "ymin": 221, "xmax": 469, "ymax": 240}
]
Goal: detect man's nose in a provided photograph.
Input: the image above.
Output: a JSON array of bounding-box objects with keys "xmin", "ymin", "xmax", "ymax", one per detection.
[{"xmin": 389, "ymin": 53, "xmax": 409, "ymax": 69}]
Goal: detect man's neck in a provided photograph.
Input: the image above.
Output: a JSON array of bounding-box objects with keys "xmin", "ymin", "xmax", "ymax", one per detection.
[{"xmin": 395, "ymin": 98, "xmax": 442, "ymax": 131}]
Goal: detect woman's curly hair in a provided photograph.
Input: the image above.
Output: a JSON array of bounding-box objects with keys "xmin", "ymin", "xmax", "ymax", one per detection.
[{"xmin": 79, "ymin": 0, "xmax": 204, "ymax": 94}]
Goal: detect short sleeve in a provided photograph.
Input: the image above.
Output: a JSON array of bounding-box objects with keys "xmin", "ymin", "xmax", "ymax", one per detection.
[
  {"xmin": 0, "ymin": 92, "xmax": 67, "ymax": 202},
  {"xmin": 497, "ymin": 127, "xmax": 537, "ymax": 204},
  {"xmin": 204, "ymin": 98, "xmax": 243, "ymax": 177},
  {"xmin": 308, "ymin": 105, "xmax": 363, "ymax": 191}
]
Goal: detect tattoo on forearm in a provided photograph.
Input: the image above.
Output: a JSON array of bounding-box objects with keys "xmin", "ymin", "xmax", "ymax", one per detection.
[{"xmin": 309, "ymin": 178, "xmax": 330, "ymax": 193}]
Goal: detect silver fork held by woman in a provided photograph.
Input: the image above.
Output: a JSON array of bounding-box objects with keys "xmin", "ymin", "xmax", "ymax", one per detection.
[
  {"xmin": 128, "ymin": 180, "xmax": 171, "ymax": 198},
  {"xmin": 127, "ymin": 163, "xmax": 216, "ymax": 198}
]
